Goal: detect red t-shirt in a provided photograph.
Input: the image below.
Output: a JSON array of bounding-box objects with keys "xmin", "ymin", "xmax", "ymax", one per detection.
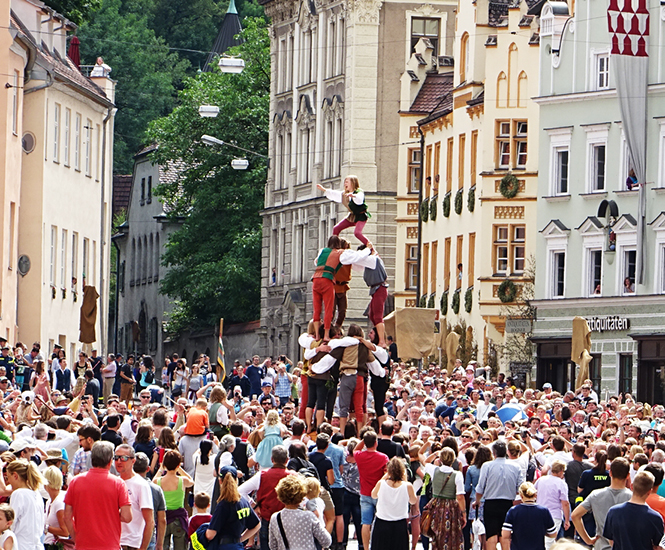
[
  {"xmin": 188, "ymin": 513, "xmax": 212, "ymax": 537},
  {"xmin": 64, "ymin": 467, "xmax": 130, "ymax": 550},
  {"xmin": 354, "ymin": 449, "xmax": 389, "ymax": 497}
]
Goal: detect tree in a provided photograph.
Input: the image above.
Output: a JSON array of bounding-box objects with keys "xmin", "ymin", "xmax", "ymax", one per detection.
[
  {"xmin": 77, "ymin": 0, "xmax": 189, "ymax": 173},
  {"xmin": 147, "ymin": 18, "xmax": 269, "ymax": 332},
  {"xmin": 44, "ymin": 0, "xmax": 101, "ymax": 24}
]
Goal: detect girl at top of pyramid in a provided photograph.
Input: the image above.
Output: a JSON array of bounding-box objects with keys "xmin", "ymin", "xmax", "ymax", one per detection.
[{"xmin": 317, "ymin": 175, "xmax": 371, "ymax": 247}]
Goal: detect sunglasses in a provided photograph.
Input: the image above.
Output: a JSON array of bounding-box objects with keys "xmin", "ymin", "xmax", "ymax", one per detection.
[
  {"xmin": 461, "ymin": 435, "xmax": 472, "ymax": 439},
  {"xmin": 114, "ymin": 455, "xmax": 132, "ymax": 462}
]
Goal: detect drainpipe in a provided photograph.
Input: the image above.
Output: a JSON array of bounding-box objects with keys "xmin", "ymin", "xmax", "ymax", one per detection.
[
  {"xmin": 112, "ymin": 240, "xmax": 120, "ymax": 354},
  {"xmin": 416, "ymin": 125, "xmax": 425, "ymax": 304},
  {"xmin": 99, "ymin": 107, "xmax": 116, "ymax": 356},
  {"xmin": 23, "ymin": 71, "xmax": 54, "ymax": 95}
]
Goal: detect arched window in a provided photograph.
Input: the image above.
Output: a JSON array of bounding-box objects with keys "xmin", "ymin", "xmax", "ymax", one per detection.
[
  {"xmin": 508, "ymin": 44, "xmax": 518, "ymax": 107},
  {"xmin": 518, "ymin": 71, "xmax": 528, "ymax": 108},
  {"xmin": 143, "ymin": 236, "xmax": 148, "ymax": 283},
  {"xmin": 148, "ymin": 234, "xmax": 153, "ymax": 282},
  {"xmin": 154, "ymin": 233, "xmax": 160, "ymax": 279},
  {"xmin": 460, "ymin": 33, "xmax": 469, "ymax": 83},
  {"xmin": 496, "ymin": 72, "xmax": 507, "ymax": 108},
  {"xmin": 131, "ymin": 238, "xmax": 136, "ymax": 283},
  {"xmin": 137, "ymin": 238, "xmax": 142, "ymax": 282}
]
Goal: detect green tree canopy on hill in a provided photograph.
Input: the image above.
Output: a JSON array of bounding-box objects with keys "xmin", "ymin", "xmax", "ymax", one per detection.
[{"xmin": 147, "ymin": 18, "xmax": 269, "ymax": 331}]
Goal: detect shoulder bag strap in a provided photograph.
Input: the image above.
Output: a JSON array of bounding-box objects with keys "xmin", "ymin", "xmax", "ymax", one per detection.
[{"xmin": 277, "ymin": 511, "xmax": 290, "ymax": 550}]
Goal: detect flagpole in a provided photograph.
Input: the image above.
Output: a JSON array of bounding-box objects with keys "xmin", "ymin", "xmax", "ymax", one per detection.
[{"xmin": 218, "ymin": 318, "xmax": 225, "ymax": 382}]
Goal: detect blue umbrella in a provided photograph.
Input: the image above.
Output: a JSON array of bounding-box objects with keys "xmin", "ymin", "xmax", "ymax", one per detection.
[{"xmin": 496, "ymin": 403, "xmax": 527, "ymax": 423}]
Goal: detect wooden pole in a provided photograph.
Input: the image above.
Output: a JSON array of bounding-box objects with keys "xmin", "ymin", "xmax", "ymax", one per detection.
[{"xmin": 217, "ymin": 318, "xmax": 224, "ymax": 381}]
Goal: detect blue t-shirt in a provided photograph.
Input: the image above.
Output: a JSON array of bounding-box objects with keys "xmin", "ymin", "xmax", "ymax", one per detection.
[
  {"xmin": 324, "ymin": 443, "xmax": 345, "ymax": 489},
  {"xmin": 603, "ymin": 501, "xmax": 664, "ymax": 550},
  {"xmin": 245, "ymin": 365, "xmax": 264, "ymax": 397},
  {"xmin": 209, "ymin": 496, "xmax": 259, "ymax": 542},
  {"xmin": 309, "ymin": 451, "xmax": 334, "ymax": 491},
  {"xmin": 502, "ymin": 503, "xmax": 556, "ymax": 550}
]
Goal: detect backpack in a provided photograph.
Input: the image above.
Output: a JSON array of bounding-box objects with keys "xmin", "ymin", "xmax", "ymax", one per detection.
[
  {"xmin": 293, "ymin": 457, "xmax": 320, "ymax": 481},
  {"xmin": 145, "ymin": 370, "xmax": 154, "ymax": 384}
]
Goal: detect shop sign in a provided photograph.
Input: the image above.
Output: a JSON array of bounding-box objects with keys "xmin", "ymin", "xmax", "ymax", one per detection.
[
  {"xmin": 586, "ymin": 316, "xmax": 630, "ymax": 333},
  {"xmin": 506, "ymin": 319, "xmax": 532, "ymax": 333}
]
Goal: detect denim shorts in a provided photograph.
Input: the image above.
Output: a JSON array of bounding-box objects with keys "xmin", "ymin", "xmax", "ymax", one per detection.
[{"xmin": 360, "ymin": 494, "xmax": 378, "ymax": 525}]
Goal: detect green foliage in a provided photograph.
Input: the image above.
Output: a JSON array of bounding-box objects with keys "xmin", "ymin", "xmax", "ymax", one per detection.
[
  {"xmin": 454, "ymin": 188, "xmax": 463, "ymax": 215},
  {"xmin": 77, "ymin": 0, "xmax": 189, "ymax": 173},
  {"xmin": 464, "ymin": 287, "xmax": 473, "ymax": 313},
  {"xmin": 468, "ymin": 185, "xmax": 475, "ymax": 212},
  {"xmin": 443, "ymin": 192, "xmax": 451, "ymax": 217},
  {"xmin": 427, "ymin": 293, "xmax": 435, "ymax": 308},
  {"xmin": 497, "ymin": 279, "xmax": 518, "ymax": 303},
  {"xmin": 420, "ymin": 198, "xmax": 429, "ymax": 222},
  {"xmin": 419, "ymin": 295, "xmax": 427, "ymax": 308},
  {"xmin": 452, "ymin": 319, "xmax": 478, "ymax": 366},
  {"xmin": 440, "ymin": 290, "xmax": 448, "ymax": 314},
  {"xmin": 44, "ymin": 0, "xmax": 101, "ymax": 24},
  {"xmin": 429, "ymin": 195, "xmax": 437, "ymax": 220},
  {"xmin": 147, "ymin": 18, "xmax": 270, "ymax": 331},
  {"xmin": 500, "ymin": 173, "xmax": 520, "ymax": 198},
  {"xmin": 451, "ymin": 290, "xmax": 460, "ymax": 314}
]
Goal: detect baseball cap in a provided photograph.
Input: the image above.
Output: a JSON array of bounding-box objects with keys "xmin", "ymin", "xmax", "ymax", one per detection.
[
  {"xmin": 262, "ymin": 381, "xmax": 272, "ymax": 387},
  {"xmin": 219, "ymin": 465, "xmax": 238, "ymax": 479},
  {"xmin": 460, "ymin": 394, "xmax": 470, "ymax": 401},
  {"xmin": 10, "ymin": 438, "xmax": 35, "ymax": 453},
  {"xmin": 543, "ymin": 383, "xmax": 552, "ymax": 389},
  {"xmin": 465, "ymin": 365, "xmax": 474, "ymax": 372}
]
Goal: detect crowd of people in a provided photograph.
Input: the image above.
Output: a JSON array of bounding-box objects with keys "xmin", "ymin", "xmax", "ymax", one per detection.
[{"xmin": 0, "ymin": 329, "xmax": 664, "ymax": 550}]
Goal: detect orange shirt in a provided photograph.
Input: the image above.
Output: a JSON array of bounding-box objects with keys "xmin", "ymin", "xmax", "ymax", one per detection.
[
  {"xmin": 184, "ymin": 407, "xmax": 209, "ymax": 435},
  {"xmin": 647, "ymin": 493, "xmax": 665, "ymax": 522}
]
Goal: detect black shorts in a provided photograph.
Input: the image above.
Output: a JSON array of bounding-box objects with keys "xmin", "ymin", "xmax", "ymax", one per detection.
[
  {"xmin": 370, "ymin": 375, "xmax": 389, "ymax": 417},
  {"xmin": 331, "ymin": 487, "xmax": 345, "ymax": 515},
  {"xmin": 307, "ymin": 378, "xmax": 328, "ymax": 410},
  {"xmin": 483, "ymin": 499, "xmax": 514, "ymax": 539}
]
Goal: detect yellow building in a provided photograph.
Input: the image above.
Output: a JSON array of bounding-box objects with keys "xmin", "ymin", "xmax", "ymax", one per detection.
[
  {"xmin": 9, "ymin": 0, "xmax": 115, "ymax": 358},
  {"xmin": 395, "ymin": 0, "xmax": 540, "ymax": 366}
]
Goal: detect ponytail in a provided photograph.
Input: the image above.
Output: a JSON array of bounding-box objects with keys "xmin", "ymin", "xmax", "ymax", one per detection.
[
  {"xmin": 7, "ymin": 458, "xmax": 45, "ymax": 491},
  {"xmin": 217, "ymin": 472, "xmax": 240, "ymax": 503}
]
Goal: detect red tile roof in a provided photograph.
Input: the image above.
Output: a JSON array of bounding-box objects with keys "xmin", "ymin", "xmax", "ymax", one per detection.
[
  {"xmin": 113, "ymin": 175, "xmax": 132, "ymax": 217},
  {"xmin": 408, "ymin": 73, "xmax": 454, "ymax": 115}
]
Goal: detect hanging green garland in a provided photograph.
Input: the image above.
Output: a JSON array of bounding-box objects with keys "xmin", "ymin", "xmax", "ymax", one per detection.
[
  {"xmin": 451, "ymin": 290, "xmax": 460, "ymax": 314},
  {"xmin": 419, "ymin": 295, "xmax": 427, "ymax": 307},
  {"xmin": 465, "ymin": 287, "xmax": 473, "ymax": 313},
  {"xmin": 440, "ymin": 291, "xmax": 448, "ymax": 314},
  {"xmin": 427, "ymin": 293, "xmax": 435, "ymax": 308},
  {"xmin": 468, "ymin": 186, "xmax": 475, "ymax": 212},
  {"xmin": 429, "ymin": 195, "xmax": 438, "ymax": 220},
  {"xmin": 497, "ymin": 279, "xmax": 518, "ymax": 303},
  {"xmin": 499, "ymin": 173, "xmax": 520, "ymax": 198},
  {"xmin": 454, "ymin": 189, "xmax": 464, "ymax": 215},
  {"xmin": 443, "ymin": 193, "xmax": 451, "ymax": 217},
  {"xmin": 420, "ymin": 198, "xmax": 429, "ymax": 222}
]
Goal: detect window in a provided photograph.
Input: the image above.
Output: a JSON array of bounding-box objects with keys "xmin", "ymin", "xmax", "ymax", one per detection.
[
  {"xmin": 619, "ymin": 354, "xmax": 633, "ymax": 394},
  {"xmin": 552, "ymin": 251, "xmax": 566, "ymax": 297},
  {"xmin": 589, "ymin": 249, "xmax": 602, "ymax": 296},
  {"xmin": 470, "ymin": 131, "xmax": 478, "ymax": 186},
  {"xmin": 595, "ymin": 53, "xmax": 610, "ymax": 90},
  {"xmin": 411, "ymin": 18, "xmax": 440, "ymax": 57},
  {"xmin": 74, "ymin": 114, "xmax": 81, "ymax": 170},
  {"xmin": 83, "ymin": 237, "xmax": 89, "ymax": 280},
  {"xmin": 64, "ymin": 109, "xmax": 70, "ymax": 166},
  {"xmin": 458, "ymin": 134, "xmax": 465, "ymax": 189},
  {"xmin": 50, "ymin": 226, "xmax": 57, "ymax": 286},
  {"xmin": 140, "ymin": 178, "xmax": 145, "ymax": 205},
  {"xmin": 444, "ymin": 237, "xmax": 451, "ymax": 290},
  {"xmin": 85, "ymin": 119, "xmax": 92, "ymax": 176},
  {"xmin": 154, "ymin": 234, "xmax": 160, "ymax": 279},
  {"xmin": 60, "ymin": 229, "xmax": 67, "ymax": 288},
  {"xmin": 554, "ymin": 147, "xmax": 569, "ymax": 194},
  {"xmin": 590, "ymin": 355, "xmax": 602, "ymax": 394},
  {"xmin": 623, "ymin": 249, "xmax": 636, "ymax": 294},
  {"xmin": 408, "ymin": 148, "xmax": 421, "ymax": 194},
  {"xmin": 456, "ymin": 235, "xmax": 463, "ymax": 290},
  {"xmin": 497, "ymin": 121, "xmax": 510, "ymax": 168},
  {"xmin": 513, "ymin": 226, "xmax": 525, "ymax": 273},
  {"xmin": 433, "ymin": 142, "xmax": 441, "ymax": 191},
  {"xmin": 406, "ymin": 245, "xmax": 418, "ymax": 290},
  {"xmin": 468, "ymin": 233, "xmax": 475, "ymax": 287},
  {"xmin": 493, "ymin": 224, "xmax": 525, "ymax": 275},
  {"xmin": 11, "ymin": 71, "xmax": 18, "ymax": 135},
  {"xmin": 328, "ymin": 20, "xmax": 337, "ymax": 78},
  {"xmin": 147, "ymin": 176, "xmax": 152, "ymax": 203},
  {"xmin": 446, "ymin": 138, "xmax": 453, "ymax": 193},
  {"xmin": 460, "ymin": 33, "xmax": 469, "ymax": 82},
  {"xmin": 53, "ymin": 103, "xmax": 60, "ymax": 162},
  {"xmin": 431, "ymin": 241, "xmax": 438, "ymax": 294},
  {"xmin": 590, "ymin": 144, "xmax": 606, "ymax": 191},
  {"xmin": 515, "ymin": 121, "xmax": 528, "ymax": 168},
  {"xmin": 422, "ymin": 243, "xmax": 429, "ymax": 297},
  {"xmin": 95, "ymin": 124, "xmax": 101, "ymax": 181},
  {"xmin": 8, "ymin": 203, "xmax": 15, "ymax": 270},
  {"xmin": 71, "ymin": 233, "xmax": 78, "ymax": 288},
  {"xmin": 494, "ymin": 226, "xmax": 509, "ymax": 274}
]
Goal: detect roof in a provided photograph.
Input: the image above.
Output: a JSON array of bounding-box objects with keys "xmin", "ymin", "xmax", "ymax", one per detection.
[
  {"xmin": 10, "ymin": 11, "xmax": 111, "ymax": 105},
  {"xmin": 203, "ymin": 0, "xmax": 243, "ymax": 72},
  {"xmin": 540, "ymin": 219, "xmax": 570, "ymax": 233},
  {"xmin": 408, "ymin": 73, "xmax": 454, "ymax": 115},
  {"xmin": 467, "ymin": 90, "xmax": 484, "ymax": 106},
  {"xmin": 488, "ymin": 0, "xmax": 510, "ymax": 26},
  {"xmin": 113, "ymin": 175, "xmax": 132, "ymax": 217}
]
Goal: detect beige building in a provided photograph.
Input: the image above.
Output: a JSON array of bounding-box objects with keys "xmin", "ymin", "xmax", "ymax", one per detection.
[
  {"xmin": 395, "ymin": 0, "xmax": 540, "ymax": 366},
  {"xmin": 9, "ymin": 0, "xmax": 115, "ymax": 358},
  {"xmin": 259, "ymin": 0, "xmax": 457, "ymax": 356}
]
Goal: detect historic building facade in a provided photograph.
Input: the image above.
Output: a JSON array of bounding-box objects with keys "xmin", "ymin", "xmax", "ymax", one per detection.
[
  {"xmin": 395, "ymin": 0, "xmax": 540, "ymax": 366},
  {"xmin": 531, "ymin": 0, "xmax": 665, "ymax": 399},
  {"xmin": 258, "ymin": 0, "xmax": 457, "ymax": 356},
  {"xmin": 10, "ymin": 0, "xmax": 115, "ymax": 357}
]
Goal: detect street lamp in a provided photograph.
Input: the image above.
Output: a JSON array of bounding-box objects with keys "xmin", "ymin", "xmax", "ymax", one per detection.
[
  {"xmin": 198, "ymin": 105, "xmax": 220, "ymax": 118},
  {"xmin": 201, "ymin": 134, "xmax": 270, "ymax": 169},
  {"xmin": 218, "ymin": 56, "xmax": 245, "ymax": 74}
]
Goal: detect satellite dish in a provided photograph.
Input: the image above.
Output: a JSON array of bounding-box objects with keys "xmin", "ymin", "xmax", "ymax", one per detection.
[{"xmin": 17, "ymin": 255, "xmax": 30, "ymax": 276}]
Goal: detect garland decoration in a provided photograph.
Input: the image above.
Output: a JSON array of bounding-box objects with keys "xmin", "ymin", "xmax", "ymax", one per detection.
[
  {"xmin": 420, "ymin": 198, "xmax": 429, "ymax": 222},
  {"xmin": 429, "ymin": 195, "xmax": 438, "ymax": 220},
  {"xmin": 451, "ymin": 290, "xmax": 461, "ymax": 314},
  {"xmin": 443, "ymin": 193, "xmax": 451, "ymax": 217},
  {"xmin": 465, "ymin": 287, "xmax": 473, "ymax": 313},
  {"xmin": 468, "ymin": 185, "xmax": 475, "ymax": 212},
  {"xmin": 454, "ymin": 189, "xmax": 464, "ymax": 215},
  {"xmin": 440, "ymin": 291, "xmax": 448, "ymax": 314},
  {"xmin": 497, "ymin": 279, "xmax": 518, "ymax": 303},
  {"xmin": 499, "ymin": 173, "xmax": 520, "ymax": 199}
]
